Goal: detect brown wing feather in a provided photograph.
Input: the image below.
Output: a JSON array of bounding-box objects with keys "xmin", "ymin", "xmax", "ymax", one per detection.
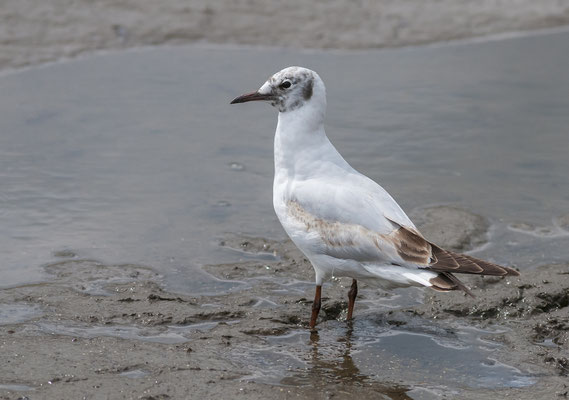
[
  {"xmin": 429, "ymin": 272, "xmax": 475, "ymax": 297},
  {"xmin": 429, "ymin": 245, "xmax": 519, "ymax": 276},
  {"xmin": 391, "ymin": 226, "xmax": 432, "ymax": 264},
  {"xmin": 386, "ymin": 217, "xmax": 519, "ymax": 296},
  {"xmin": 386, "ymin": 218, "xmax": 519, "ymax": 277}
]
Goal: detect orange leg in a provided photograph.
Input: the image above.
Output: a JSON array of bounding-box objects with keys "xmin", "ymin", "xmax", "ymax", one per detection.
[
  {"xmin": 347, "ymin": 279, "xmax": 358, "ymax": 321},
  {"xmin": 309, "ymin": 285, "xmax": 322, "ymax": 329}
]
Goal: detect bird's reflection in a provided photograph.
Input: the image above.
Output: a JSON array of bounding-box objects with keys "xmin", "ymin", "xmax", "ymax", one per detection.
[
  {"xmin": 307, "ymin": 325, "xmax": 367, "ymax": 385},
  {"xmin": 281, "ymin": 323, "xmax": 413, "ymax": 400}
]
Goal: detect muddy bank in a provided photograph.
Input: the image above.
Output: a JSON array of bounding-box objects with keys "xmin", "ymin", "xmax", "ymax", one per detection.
[
  {"xmin": 0, "ymin": 249, "xmax": 410, "ymax": 399},
  {"xmin": 0, "ymin": 206, "xmax": 567, "ymax": 399},
  {"xmin": 410, "ymin": 206, "xmax": 489, "ymax": 252},
  {"xmin": 412, "ymin": 262, "xmax": 569, "ymax": 399},
  {"xmin": 2, "ymin": 0, "xmax": 569, "ymax": 70}
]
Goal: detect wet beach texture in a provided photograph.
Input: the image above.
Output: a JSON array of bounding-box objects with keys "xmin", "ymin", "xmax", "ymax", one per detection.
[
  {"xmin": 1, "ymin": 8, "xmax": 569, "ymax": 400},
  {"xmin": 2, "ymin": 0, "xmax": 569, "ymax": 70},
  {"xmin": 1, "ymin": 222, "xmax": 568, "ymax": 399}
]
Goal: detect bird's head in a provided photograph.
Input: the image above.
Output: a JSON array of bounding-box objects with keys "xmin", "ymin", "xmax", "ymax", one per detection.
[{"xmin": 230, "ymin": 66, "xmax": 325, "ymax": 113}]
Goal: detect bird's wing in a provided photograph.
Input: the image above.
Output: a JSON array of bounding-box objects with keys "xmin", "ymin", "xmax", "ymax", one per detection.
[
  {"xmin": 286, "ymin": 173, "xmax": 423, "ymax": 264},
  {"xmin": 290, "ymin": 171, "xmax": 414, "ymax": 233},
  {"xmin": 287, "ymin": 174, "xmax": 519, "ymax": 276}
]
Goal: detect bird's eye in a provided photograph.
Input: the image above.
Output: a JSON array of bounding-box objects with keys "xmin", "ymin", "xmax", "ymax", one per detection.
[{"xmin": 280, "ymin": 80, "xmax": 292, "ymax": 89}]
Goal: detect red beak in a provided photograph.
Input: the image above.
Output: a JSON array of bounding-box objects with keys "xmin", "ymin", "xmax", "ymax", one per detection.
[{"xmin": 230, "ymin": 91, "xmax": 273, "ymax": 104}]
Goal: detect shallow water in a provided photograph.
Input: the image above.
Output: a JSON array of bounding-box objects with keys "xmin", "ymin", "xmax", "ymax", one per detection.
[
  {"xmin": 0, "ymin": 384, "xmax": 34, "ymax": 392},
  {"xmin": 233, "ymin": 317, "xmax": 534, "ymax": 393},
  {"xmin": 36, "ymin": 320, "xmax": 226, "ymax": 344},
  {"xmin": 0, "ymin": 30, "xmax": 568, "ymax": 395},
  {"xmin": 0, "ymin": 33, "xmax": 569, "ymax": 293},
  {"xmin": 1, "ymin": 31, "xmax": 568, "ymax": 291},
  {"xmin": 0, "ymin": 303, "xmax": 42, "ymax": 325}
]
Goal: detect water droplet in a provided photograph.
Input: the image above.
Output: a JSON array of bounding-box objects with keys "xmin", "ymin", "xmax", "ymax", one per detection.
[{"xmin": 229, "ymin": 162, "xmax": 245, "ymax": 171}]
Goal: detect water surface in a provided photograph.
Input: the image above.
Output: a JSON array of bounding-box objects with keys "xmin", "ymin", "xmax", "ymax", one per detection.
[{"xmin": 0, "ymin": 31, "xmax": 568, "ymax": 293}]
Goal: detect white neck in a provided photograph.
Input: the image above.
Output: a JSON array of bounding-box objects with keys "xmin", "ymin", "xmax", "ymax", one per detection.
[{"xmin": 273, "ymin": 101, "xmax": 351, "ymax": 178}]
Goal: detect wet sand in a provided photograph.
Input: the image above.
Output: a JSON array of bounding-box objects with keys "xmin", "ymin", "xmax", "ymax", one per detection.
[
  {"xmin": 1, "ymin": 0, "xmax": 569, "ymax": 70},
  {"xmin": 1, "ymin": 206, "xmax": 568, "ymax": 399}
]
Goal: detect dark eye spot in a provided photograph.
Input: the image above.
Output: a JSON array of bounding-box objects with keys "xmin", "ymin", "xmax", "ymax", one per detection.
[{"xmin": 280, "ymin": 80, "xmax": 292, "ymax": 89}]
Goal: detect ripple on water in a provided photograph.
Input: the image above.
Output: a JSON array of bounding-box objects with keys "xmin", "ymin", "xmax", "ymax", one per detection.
[{"xmin": 228, "ymin": 162, "xmax": 245, "ymax": 171}]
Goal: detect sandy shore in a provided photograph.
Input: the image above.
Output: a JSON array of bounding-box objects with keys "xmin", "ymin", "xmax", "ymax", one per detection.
[
  {"xmin": 1, "ymin": 206, "xmax": 568, "ymax": 399},
  {"xmin": 2, "ymin": 0, "xmax": 569, "ymax": 70}
]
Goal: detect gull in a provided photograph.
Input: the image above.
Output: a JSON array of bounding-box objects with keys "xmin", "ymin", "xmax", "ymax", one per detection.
[{"xmin": 230, "ymin": 66, "xmax": 519, "ymax": 329}]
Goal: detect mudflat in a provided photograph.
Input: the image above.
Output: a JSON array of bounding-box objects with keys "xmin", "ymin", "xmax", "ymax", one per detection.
[{"xmin": 1, "ymin": 206, "xmax": 568, "ymax": 399}]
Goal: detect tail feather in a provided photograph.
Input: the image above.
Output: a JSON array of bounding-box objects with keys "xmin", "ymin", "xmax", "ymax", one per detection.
[
  {"xmin": 426, "ymin": 245, "xmax": 518, "ymax": 296},
  {"xmin": 429, "ymin": 245, "xmax": 519, "ymax": 277}
]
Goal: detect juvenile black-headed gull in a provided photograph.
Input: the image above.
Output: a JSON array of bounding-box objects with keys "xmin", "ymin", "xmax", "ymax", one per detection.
[{"xmin": 231, "ymin": 66, "xmax": 519, "ymax": 329}]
